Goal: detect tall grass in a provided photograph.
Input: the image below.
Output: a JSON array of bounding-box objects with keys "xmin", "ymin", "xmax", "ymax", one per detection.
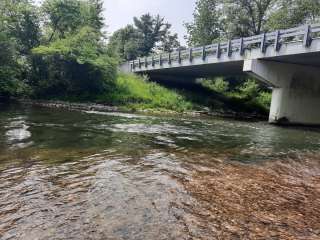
[{"xmin": 97, "ymin": 73, "xmax": 193, "ymax": 112}]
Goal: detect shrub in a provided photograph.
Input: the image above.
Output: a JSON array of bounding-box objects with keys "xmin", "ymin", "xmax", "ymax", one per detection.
[
  {"xmin": 32, "ymin": 27, "xmax": 118, "ymax": 97},
  {"xmin": 201, "ymin": 77, "xmax": 229, "ymax": 93}
]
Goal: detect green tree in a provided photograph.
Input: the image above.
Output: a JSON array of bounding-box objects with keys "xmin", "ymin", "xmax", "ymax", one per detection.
[
  {"xmin": 185, "ymin": 0, "xmax": 277, "ymax": 44},
  {"xmin": 0, "ymin": 0, "xmax": 41, "ymax": 54},
  {"xmin": 0, "ymin": 31, "xmax": 30, "ymax": 99},
  {"xmin": 42, "ymin": 0, "xmax": 105, "ymax": 41},
  {"xmin": 157, "ymin": 31, "xmax": 180, "ymax": 52},
  {"xmin": 186, "ymin": 0, "xmax": 320, "ymax": 44},
  {"xmin": 185, "ymin": 0, "xmax": 224, "ymax": 45},
  {"xmin": 267, "ymin": 0, "xmax": 320, "ymax": 30},
  {"xmin": 108, "ymin": 25, "xmax": 143, "ymax": 61},
  {"xmin": 0, "ymin": 0, "xmax": 39, "ymax": 98},
  {"xmin": 33, "ymin": 26, "xmax": 117, "ymax": 96},
  {"xmin": 133, "ymin": 13, "xmax": 178, "ymax": 55},
  {"xmin": 108, "ymin": 14, "xmax": 180, "ymax": 61},
  {"xmin": 222, "ymin": 0, "xmax": 276, "ymax": 38},
  {"xmin": 31, "ymin": 0, "xmax": 117, "ymax": 97}
]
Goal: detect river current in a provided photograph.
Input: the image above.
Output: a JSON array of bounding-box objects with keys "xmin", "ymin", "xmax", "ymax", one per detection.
[{"xmin": 0, "ymin": 104, "xmax": 319, "ymax": 239}]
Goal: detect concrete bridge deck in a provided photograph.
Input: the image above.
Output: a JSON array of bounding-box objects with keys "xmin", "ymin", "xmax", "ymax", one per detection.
[{"xmin": 122, "ymin": 24, "xmax": 320, "ymax": 126}]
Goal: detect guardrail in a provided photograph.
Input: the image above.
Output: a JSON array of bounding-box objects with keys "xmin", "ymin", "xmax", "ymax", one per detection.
[{"xmin": 130, "ymin": 24, "xmax": 320, "ymax": 71}]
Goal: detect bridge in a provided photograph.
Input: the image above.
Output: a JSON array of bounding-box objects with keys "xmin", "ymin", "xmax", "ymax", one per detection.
[{"xmin": 121, "ymin": 24, "xmax": 320, "ymax": 126}]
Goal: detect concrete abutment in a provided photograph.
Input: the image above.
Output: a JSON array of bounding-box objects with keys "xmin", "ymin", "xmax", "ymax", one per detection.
[{"xmin": 244, "ymin": 59, "xmax": 320, "ymax": 126}]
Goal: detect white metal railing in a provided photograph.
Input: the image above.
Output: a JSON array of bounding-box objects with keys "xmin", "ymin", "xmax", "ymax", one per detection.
[{"xmin": 130, "ymin": 24, "xmax": 320, "ymax": 71}]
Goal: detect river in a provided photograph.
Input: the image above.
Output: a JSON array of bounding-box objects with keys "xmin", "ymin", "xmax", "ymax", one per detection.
[{"xmin": 0, "ymin": 104, "xmax": 319, "ymax": 240}]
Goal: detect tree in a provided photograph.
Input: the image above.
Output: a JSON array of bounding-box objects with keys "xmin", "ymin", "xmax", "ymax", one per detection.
[
  {"xmin": 1, "ymin": 0, "xmax": 41, "ymax": 55},
  {"xmin": 267, "ymin": 0, "xmax": 320, "ymax": 30},
  {"xmin": 108, "ymin": 25, "xmax": 143, "ymax": 61},
  {"xmin": 186, "ymin": 0, "xmax": 320, "ymax": 45},
  {"xmin": 33, "ymin": 27, "xmax": 117, "ymax": 96},
  {"xmin": 108, "ymin": 14, "xmax": 180, "ymax": 61},
  {"xmin": 42, "ymin": 0, "xmax": 105, "ymax": 41},
  {"xmin": 0, "ymin": 0, "xmax": 39, "ymax": 98},
  {"xmin": 185, "ymin": 0, "xmax": 224, "ymax": 45},
  {"xmin": 133, "ymin": 13, "xmax": 176, "ymax": 55},
  {"xmin": 185, "ymin": 0, "xmax": 277, "ymax": 44},
  {"xmin": 222, "ymin": 0, "xmax": 276, "ymax": 38},
  {"xmin": 157, "ymin": 31, "xmax": 180, "ymax": 52}
]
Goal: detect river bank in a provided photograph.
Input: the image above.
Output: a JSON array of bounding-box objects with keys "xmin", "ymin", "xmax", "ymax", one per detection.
[{"xmin": 19, "ymin": 99, "xmax": 268, "ymax": 121}]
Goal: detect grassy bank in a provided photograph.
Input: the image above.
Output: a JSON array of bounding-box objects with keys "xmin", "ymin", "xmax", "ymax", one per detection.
[
  {"xmin": 53, "ymin": 73, "xmax": 195, "ymax": 113},
  {"xmin": 96, "ymin": 74, "xmax": 194, "ymax": 112},
  {"xmin": 50, "ymin": 73, "xmax": 271, "ymax": 118}
]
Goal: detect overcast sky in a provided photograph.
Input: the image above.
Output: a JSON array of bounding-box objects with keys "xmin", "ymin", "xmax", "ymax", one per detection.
[{"xmin": 103, "ymin": 0, "xmax": 197, "ymax": 45}]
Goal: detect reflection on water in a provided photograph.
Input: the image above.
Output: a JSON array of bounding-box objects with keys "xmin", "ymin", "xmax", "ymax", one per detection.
[
  {"xmin": 0, "ymin": 104, "xmax": 319, "ymax": 239},
  {"xmin": 5, "ymin": 117, "xmax": 32, "ymax": 150}
]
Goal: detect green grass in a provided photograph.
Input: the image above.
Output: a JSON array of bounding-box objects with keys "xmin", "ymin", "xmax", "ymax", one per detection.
[{"xmin": 97, "ymin": 73, "xmax": 194, "ymax": 112}]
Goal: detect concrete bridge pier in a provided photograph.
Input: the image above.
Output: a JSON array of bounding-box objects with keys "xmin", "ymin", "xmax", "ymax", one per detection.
[{"xmin": 244, "ymin": 60, "xmax": 320, "ymax": 126}]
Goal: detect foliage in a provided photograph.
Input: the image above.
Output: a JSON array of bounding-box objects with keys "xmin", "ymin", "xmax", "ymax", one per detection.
[
  {"xmin": 201, "ymin": 78, "xmax": 229, "ymax": 93},
  {"xmin": 32, "ymin": 26, "xmax": 117, "ymax": 96},
  {"xmin": 98, "ymin": 74, "xmax": 193, "ymax": 112},
  {"xmin": 267, "ymin": 0, "xmax": 320, "ymax": 30},
  {"xmin": 42, "ymin": 0, "xmax": 105, "ymax": 41},
  {"xmin": 238, "ymin": 79, "xmax": 260, "ymax": 99},
  {"xmin": 108, "ymin": 25, "xmax": 143, "ymax": 61},
  {"xmin": 185, "ymin": 0, "xmax": 320, "ymax": 45},
  {"xmin": 222, "ymin": 0, "xmax": 276, "ymax": 38},
  {"xmin": 0, "ymin": 0, "xmax": 38, "ymax": 98},
  {"xmin": 256, "ymin": 91, "xmax": 272, "ymax": 109},
  {"xmin": 108, "ymin": 13, "xmax": 180, "ymax": 61},
  {"xmin": 201, "ymin": 77, "xmax": 272, "ymax": 111},
  {"xmin": 0, "ymin": 0, "xmax": 41, "ymax": 55},
  {"xmin": 185, "ymin": 0, "xmax": 224, "ymax": 45}
]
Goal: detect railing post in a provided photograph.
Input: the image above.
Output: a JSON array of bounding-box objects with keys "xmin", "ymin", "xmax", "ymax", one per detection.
[
  {"xmin": 189, "ymin": 48, "xmax": 193, "ymax": 62},
  {"xmin": 152, "ymin": 56, "xmax": 155, "ymax": 67},
  {"xmin": 239, "ymin": 38, "xmax": 244, "ymax": 56},
  {"xmin": 216, "ymin": 43, "xmax": 221, "ymax": 58},
  {"xmin": 260, "ymin": 33, "xmax": 266, "ymax": 53},
  {"xmin": 274, "ymin": 30, "xmax": 281, "ymax": 52},
  {"xmin": 159, "ymin": 54, "xmax": 162, "ymax": 66},
  {"xmin": 132, "ymin": 61, "xmax": 135, "ymax": 70},
  {"xmin": 227, "ymin": 40, "xmax": 232, "ymax": 57},
  {"xmin": 303, "ymin": 25, "xmax": 312, "ymax": 47},
  {"xmin": 202, "ymin": 46, "xmax": 206, "ymax": 60},
  {"xmin": 168, "ymin": 52, "xmax": 171, "ymax": 64},
  {"xmin": 145, "ymin": 57, "xmax": 148, "ymax": 68},
  {"xmin": 138, "ymin": 58, "xmax": 141, "ymax": 68},
  {"xmin": 178, "ymin": 48, "xmax": 181, "ymax": 63}
]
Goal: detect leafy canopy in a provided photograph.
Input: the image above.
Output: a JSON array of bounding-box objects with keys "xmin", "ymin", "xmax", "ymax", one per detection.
[{"xmin": 108, "ymin": 13, "xmax": 180, "ymax": 61}]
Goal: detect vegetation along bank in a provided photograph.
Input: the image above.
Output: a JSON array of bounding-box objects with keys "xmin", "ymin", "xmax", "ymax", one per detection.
[{"xmin": 1, "ymin": 0, "xmax": 319, "ymax": 118}]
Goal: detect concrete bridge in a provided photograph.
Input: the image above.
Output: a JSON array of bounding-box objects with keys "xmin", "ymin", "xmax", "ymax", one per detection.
[{"xmin": 122, "ymin": 24, "xmax": 320, "ymax": 126}]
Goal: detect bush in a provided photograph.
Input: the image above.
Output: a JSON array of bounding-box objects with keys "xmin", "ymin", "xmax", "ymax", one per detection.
[
  {"xmin": 32, "ymin": 27, "xmax": 118, "ymax": 97},
  {"xmin": 257, "ymin": 91, "xmax": 272, "ymax": 109},
  {"xmin": 201, "ymin": 77, "xmax": 229, "ymax": 93},
  {"xmin": 238, "ymin": 79, "xmax": 259, "ymax": 99}
]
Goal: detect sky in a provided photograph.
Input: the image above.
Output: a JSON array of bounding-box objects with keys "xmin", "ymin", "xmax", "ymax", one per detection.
[{"xmin": 102, "ymin": 0, "xmax": 197, "ymax": 45}]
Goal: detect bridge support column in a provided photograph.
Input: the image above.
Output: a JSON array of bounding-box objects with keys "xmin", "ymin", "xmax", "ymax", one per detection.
[{"xmin": 244, "ymin": 60, "xmax": 320, "ymax": 126}]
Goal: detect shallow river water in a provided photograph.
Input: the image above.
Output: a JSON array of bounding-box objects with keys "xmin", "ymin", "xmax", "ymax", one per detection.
[{"xmin": 0, "ymin": 104, "xmax": 319, "ymax": 240}]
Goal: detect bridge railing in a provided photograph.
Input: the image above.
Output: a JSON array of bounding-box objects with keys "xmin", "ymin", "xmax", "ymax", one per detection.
[{"xmin": 130, "ymin": 24, "xmax": 320, "ymax": 71}]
